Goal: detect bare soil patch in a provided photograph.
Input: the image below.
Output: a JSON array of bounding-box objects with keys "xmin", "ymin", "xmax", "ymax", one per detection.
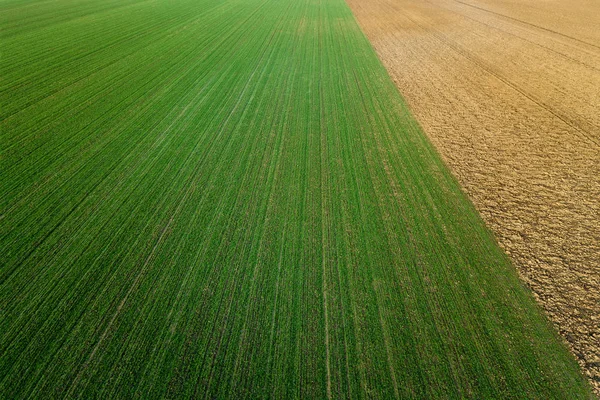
[{"xmin": 346, "ymin": 0, "xmax": 600, "ymax": 393}]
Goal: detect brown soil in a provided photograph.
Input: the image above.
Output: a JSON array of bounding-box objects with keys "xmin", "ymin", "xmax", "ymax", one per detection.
[{"xmin": 346, "ymin": 0, "xmax": 600, "ymax": 393}]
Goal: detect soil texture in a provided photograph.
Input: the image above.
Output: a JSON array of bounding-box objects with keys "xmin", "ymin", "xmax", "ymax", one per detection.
[{"xmin": 346, "ymin": 0, "xmax": 600, "ymax": 393}]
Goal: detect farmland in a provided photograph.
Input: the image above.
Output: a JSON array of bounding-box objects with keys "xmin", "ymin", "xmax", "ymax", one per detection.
[
  {"xmin": 0, "ymin": 0, "xmax": 594, "ymax": 398},
  {"xmin": 346, "ymin": 0, "xmax": 600, "ymax": 393}
]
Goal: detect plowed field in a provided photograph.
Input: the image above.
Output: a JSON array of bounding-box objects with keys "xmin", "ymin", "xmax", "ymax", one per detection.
[{"xmin": 347, "ymin": 0, "xmax": 600, "ymax": 392}]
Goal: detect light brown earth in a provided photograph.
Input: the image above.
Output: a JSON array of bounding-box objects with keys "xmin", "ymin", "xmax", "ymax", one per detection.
[{"xmin": 346, "ymin": 0, "xmax": 600, "ymax": 393}]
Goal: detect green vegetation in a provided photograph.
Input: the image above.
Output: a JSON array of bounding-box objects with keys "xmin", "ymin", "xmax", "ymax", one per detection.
[{"xmin": 0, "ymin": 0, "xmax": 592, "ymax": 398}]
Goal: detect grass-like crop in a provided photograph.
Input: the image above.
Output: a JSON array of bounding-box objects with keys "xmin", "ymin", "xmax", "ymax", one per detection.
[{"xmin": 0, "ymin": 0, "xmax": 593, "ymax": 398}]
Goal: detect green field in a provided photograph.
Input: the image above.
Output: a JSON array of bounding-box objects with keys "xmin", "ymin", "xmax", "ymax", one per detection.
[{"xmin": 0, "ymin": 0, "xmax": 593, "ymax": 398}]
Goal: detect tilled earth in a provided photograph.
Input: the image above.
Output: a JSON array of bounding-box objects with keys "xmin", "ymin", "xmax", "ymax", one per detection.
[{"xmin": 346, "ymin": 0, "xmax": 600, "ymax": 393}]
